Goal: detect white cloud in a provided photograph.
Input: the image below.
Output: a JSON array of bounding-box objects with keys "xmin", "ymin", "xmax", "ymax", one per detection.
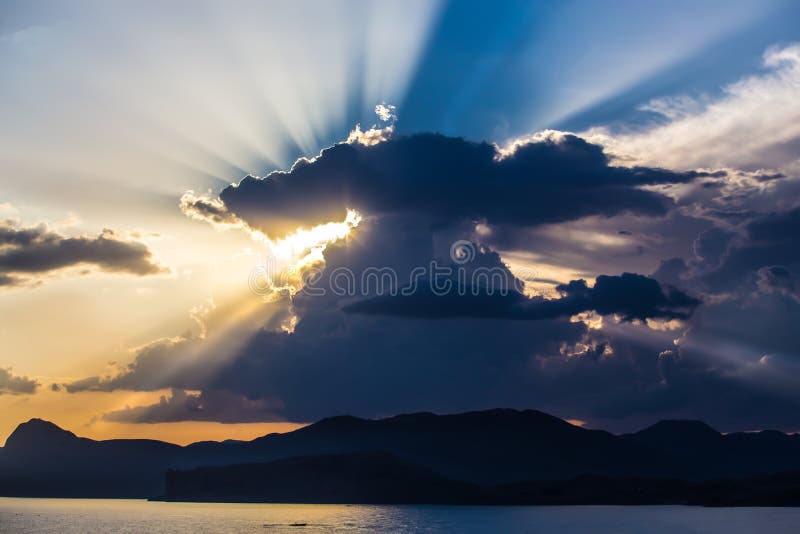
[
  {"xmin": 375, "ymin": 102, "xmax": 397, "ymax": 123},
  {"xmin": 585, "ymin": 43, "xmax": 800, "ymax": 172},
  {"xmin": 346, "ymin": 123, "xmax": 394, "ymax": 146},
  {"xmin": 346, "ymin": 103, "xmax": 398, "ymax": 146}
]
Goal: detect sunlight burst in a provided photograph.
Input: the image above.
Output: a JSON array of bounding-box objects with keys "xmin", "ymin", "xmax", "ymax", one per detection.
[
  {"xmin": 267, "ymin": 209, "xmax": 362, "ymax": 263},
  {"xmin": 252, "ymin": 209, "xmax": 362, "ymax": 298}
]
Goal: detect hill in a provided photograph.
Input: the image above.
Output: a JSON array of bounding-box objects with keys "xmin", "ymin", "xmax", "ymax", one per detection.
[{"xmin": 3, "ymin": 409, "xmax": 800, "ymax": 498}]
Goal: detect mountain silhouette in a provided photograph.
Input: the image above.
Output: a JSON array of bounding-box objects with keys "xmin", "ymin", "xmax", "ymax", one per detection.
[
  {"xmin": 1, "ymin": 418, "xmax": 181, "ymax": 497},
  {"xmin": 4, "ymin": 418, "xmax": 80, "ymax": 449},
  {"xmin": 162, "ymin": 452, "xmax": 482, "ymax": 504},
  {"xmin": 3, "ymin": 408, "xmax": 800, "ymax": 499},
  {"xmin": 625, "ymin": 420, "xmax": 800, "ymax": 480},
  {"xmin": 162, "ymin": 455, "xmax": 800, "ymax": 506}
]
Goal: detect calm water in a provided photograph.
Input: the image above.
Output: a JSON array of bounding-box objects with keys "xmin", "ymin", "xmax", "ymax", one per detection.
[{"xmin": 1, "ymin": 498, "xmax": 799, "ymax": 533}]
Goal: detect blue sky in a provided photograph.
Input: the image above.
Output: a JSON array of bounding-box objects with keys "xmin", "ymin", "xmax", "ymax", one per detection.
[{"xmin": 397, "ymin": 0, "xmax": 798, "ymax": 139}]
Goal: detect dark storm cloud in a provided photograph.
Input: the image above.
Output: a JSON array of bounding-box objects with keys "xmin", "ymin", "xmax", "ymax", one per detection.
[
  {"xmin": 64, "ymin": 216, "xmax": 707, "ymax": 429},
  {"xmin": 68, "ymin": 125, "xmax": 800, "ymax": 431},
  {"xmin": 84, "ymin": 298, "xmax": 800, "ymax": 432},
  {"xmin": 63, "ymin": 336, "xmax": 205, "ymax": 393},
  {"xmin": 0, "ymin": 273, "xmax": 22, "ymax": 287},
  {"xmin": 651, "ymin": 257, "xmax": 690, "ymax": 288},
  {"xmin": 179, "ymin": 193, "xmax": 241, "ymax": 227},
  {"xmin": 0, "ymin": 367, "xmax": 38, "ymax": 395},
  {"xmin": 66, "ymin": 207, "xmax": 714, "ymax": 429},
  {"xmin": 0, "ymin": 222, "xmax": 49, "ymax": 247},
  {"xmin": 546, "ymin": 322, "xmax": 800, "ymax": 433},
  {"xmin": 644, "ymin": 204, "xmax": 800, "ymax": 398},
  {"xmin": 66, "ymin": 309, "xmax": 589, "ymax": 422},
  {"xmin": 756, "ymin": 265, "xmax": 800, "ymax": 302},
  {"xmin": 62, "ymin": 298, "xmax": 274, "ymax": 395},
  {"xmin": 701, "ymin": 208, "xmax": 800, "ymax": 293},
  {"xmin": 344, "ymin": 273, "xmax": 700, "ymax": 321},
  {"xmin": 207, "ymin": 313, "xmax": 587, "ymax": 422},
  {"xmin": 745, "ymin": 207, "xmax": 800, "ymax": 242},
  {"xmin": 219, "ymin": 133, "xmax": 694, "ymax": 233},
  {"xmin": 692, "ymin": 227, "xmax": 734, "ymax": 267},
  {"xmin": 0, "ymin": 219, "xmax": 167, "ymax": 286},
  {"xmin": 61, "ymin": 375, "xmax": 105, "ymax": 393},
  {"xmin": 101, "ymin": 388, "xmax": 284, "ymax": 424}
]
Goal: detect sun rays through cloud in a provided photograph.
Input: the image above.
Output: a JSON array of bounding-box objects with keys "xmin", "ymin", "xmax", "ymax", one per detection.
[
  {"xmin": 253, "ymin": 209, "xmax": 363, "ymax": 298},
  {"xmin": 180, "ymin": 186, "xmax": 362, "ymax": 299}
]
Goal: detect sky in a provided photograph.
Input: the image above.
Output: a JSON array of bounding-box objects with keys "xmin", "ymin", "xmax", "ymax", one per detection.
[{"xmin": 1, "ymin": 0, "xmax": 800, "ymax": 444}]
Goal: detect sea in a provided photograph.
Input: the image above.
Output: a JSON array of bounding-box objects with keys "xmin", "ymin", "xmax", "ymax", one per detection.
[{"xmin": 1, "ymin": 498, "xmax": 799, "ymax": 533}]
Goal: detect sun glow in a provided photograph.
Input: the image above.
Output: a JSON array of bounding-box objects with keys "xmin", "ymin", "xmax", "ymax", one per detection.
[
  {"xmin": 179, "ymin": 190, "xmax": 362, "ymax": 299},
  {"xmin": 250, "ymin": 209, "xmax": 362, "ymax": 298},
  {"xmin": 267, "ymin": 209, "xmax": 362, "ymax": 262}
]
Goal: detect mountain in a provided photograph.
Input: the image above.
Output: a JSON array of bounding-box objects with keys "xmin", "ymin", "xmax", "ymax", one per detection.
[
  {"xmin": 0, "ymin": 418, "xmax": 181, "ymax": 497},
  {"xmin": 162, "ymin": 455, "xmax": 800, "ymax": 506},
  {"xmin": 3, "ymin": 408, "xmax": 800, "ymax": 498},
  {"xmin": 161, "ymin": 452, "xmax": 482, "ymax": 504},
  {"xmin": 212, "ymin": 409, "xmax": 662, "ymax": 484},
  {"xmin": 625, "ymin": 420, "xmax": 800, "ymax": 479}
]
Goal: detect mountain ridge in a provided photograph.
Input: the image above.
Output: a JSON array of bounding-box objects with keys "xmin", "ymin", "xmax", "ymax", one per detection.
[
  {"xmin": 3, "ymin": 408, "xmax": 800, "ymax": 498},
  {"xmin": 160, "ymin": 452, "xmax": 800, "ymax": 506}
]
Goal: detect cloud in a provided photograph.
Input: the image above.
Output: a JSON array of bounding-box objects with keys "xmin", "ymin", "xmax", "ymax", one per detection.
[
  {"xmin": 62, "ymin": 297, "xmax": 269, "ymax": 395},
  {"xmin": 217, "ymin": 132, "xmax": 693, "ymax": 235},
  {"xmin": 344, "ymin": 273, "xmax": 700, "ymax": 322},
  {"xmin": 574, "ymin": 324, "xmax": 800, "ymax": 432},
  {"xmin": 375, "ymin": 103, "xmax": 397, "ymax": 123},
  {"xmin": 101, "ymin": 388, "xmax": 284, "ymax": 424},
  {"xmin": 345, "ymin": 123, "xmax": 395, "ymax": 146},
  {"xmin": 756, "ymin": 265, "xmax": 800, "ymax": 302},
  {"xmin": 0, "ymin": 273, "xmax": 24, "ymax": 287},
  {"xmin": 59, "ymin": 116, "xmax": 800, "ymax": 432},
  {"xmin": 587, "ymin": 43, "xmax": 800, "ymax": 171},
  {"xmin": 638, "ymin": 203, "xmax": 800, "ymax": 401},
  {"xmin": 345, "ymin": 102, "xmax": 398, "ymax": 147},
  {"xmin": 0, "ymin": 368, "xmax": 38, "ymax": 395},
  {"xmin": 0, "ymin": 219, "xmax": 167, "ymax": 287},
  {"xmin": 179, "ymin": 192, "xmax": 243, "ymax": 228},
  {"xmin": 700, "ymin": 207, "xmax": 800, "ymax": 293},
  {"xmin": 63, "ymin": 336, "xmax": 203, "ymax": 393},
  {"xmin": 557, "ymin": 274, "xmax": 700, "ymax": 321},
  {"xmin": 61, "ymin": 216, "xmax": 708, "ymax": 429},
  {"xmin": 62, "ymin": 217, "xmax": 587, "ymax": 420},
  {"xmin": 59, "ymin": 229, "xmax": 799, "ymax": 433}
]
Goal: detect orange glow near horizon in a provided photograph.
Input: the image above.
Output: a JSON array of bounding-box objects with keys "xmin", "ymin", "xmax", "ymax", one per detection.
[
  {"xmin": 73, "ymin": 420, "xmax": 306, "ymax": 446},
  {"xmin": 565, "ymin": 418, "xmax": 587, "ymax": 428},
  {"xmin": 0, "ymin": 386, "xmax": 306, "ymax": 446}
]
